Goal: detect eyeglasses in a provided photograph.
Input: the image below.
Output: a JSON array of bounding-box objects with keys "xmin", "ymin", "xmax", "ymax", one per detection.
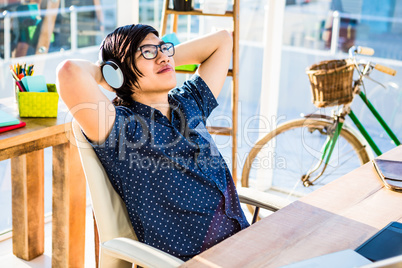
[{"xmin": 137, "ymin": 42, "xmax": 175, "ymax": 60}]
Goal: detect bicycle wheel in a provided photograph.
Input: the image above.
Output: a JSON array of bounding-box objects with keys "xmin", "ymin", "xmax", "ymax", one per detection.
[{"xmin": 241, "ymin": 118, "xmax": 371, "ymax": 204}]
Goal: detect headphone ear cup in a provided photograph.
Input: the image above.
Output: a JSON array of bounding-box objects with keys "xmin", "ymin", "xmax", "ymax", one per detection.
[{"xmin": 101, "ymin": 61, "xmax": 124, "ymax": 89}]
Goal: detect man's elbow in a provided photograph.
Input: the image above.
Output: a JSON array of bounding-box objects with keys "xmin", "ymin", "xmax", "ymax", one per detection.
[
  {"xmin": 56, "ymin": 60, "xmax": 76, "ymax": 80},
  {"xmin": 56, "ymin": 60, "xmax": 79, "ymax": 100},
  {"xmin": 218, "ymin": 29, "xmax": 233, "ymax": 50}
]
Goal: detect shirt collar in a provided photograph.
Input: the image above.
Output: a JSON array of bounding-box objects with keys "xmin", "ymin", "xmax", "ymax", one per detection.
[
  {"xmin": 129, "ymin": 100, "xmax": 154, "ymax": 118},
  {"xmin": 129, "ymin": 95, "xmax": 181, "ymax": 122}
]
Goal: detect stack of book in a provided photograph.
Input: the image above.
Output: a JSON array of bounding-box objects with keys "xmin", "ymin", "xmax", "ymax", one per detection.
[{"xmin": 0, "ymin": 110, "xmax": 26, "ymax": 133}]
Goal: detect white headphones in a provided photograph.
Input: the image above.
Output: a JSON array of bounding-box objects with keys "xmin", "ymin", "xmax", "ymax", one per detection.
[{"xmin": 99, "ymin": 49, "xmax": 125, "ymax": 89}]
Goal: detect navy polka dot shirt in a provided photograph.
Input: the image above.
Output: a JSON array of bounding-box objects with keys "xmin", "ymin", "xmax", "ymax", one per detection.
[{"xmin": 89, "ymin": 75, "xmax": 249, "ymax": 261}]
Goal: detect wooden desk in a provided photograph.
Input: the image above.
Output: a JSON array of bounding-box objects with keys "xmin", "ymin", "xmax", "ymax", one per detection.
[
  {"xmin": 183, "ymin": 146, "xmax": 402, "ymax": 268},
  {"xmin": 0, "ymin": 98, "xmax": 86, "ymax": 267}
]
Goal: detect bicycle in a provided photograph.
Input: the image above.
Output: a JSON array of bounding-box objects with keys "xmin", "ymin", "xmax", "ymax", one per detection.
[
  {"xmin": 241, "ymin": 46, "xmax": 400, "ymax": 206},
  {"xmin": 356, "ymin": 80, "xmax": 401, "ymax": 142}
]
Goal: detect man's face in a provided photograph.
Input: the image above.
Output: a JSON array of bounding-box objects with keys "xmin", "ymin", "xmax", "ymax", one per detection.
[{"xmin": 134, "ymin": 33, "xmax": 177, "ymax": 97}]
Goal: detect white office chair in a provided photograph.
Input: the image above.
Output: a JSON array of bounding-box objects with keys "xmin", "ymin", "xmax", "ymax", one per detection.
[
  {"xmin": 71, "ymin": 119, "xmax": 289, "ymax": 268},
  {"xmin": 72, "ymin": 120, "xmax": 184, "ymax": 268}
]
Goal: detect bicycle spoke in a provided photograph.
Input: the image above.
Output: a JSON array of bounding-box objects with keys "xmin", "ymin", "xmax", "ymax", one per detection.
[
  {"xmin": 244, "ymin": 119, "xmax": 369, "ymax": 201},
  {"xmin": 312, "ymin": 143, "xmax": 361, "ymax": 184}
]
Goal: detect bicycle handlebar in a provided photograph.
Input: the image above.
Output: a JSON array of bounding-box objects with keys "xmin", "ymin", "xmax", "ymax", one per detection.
[
  {"xmin": 374, "ymin": 64, "xmax": 397, "ymax": 76},
  {"xmin": 357, "ymin": 46, "xmax": 375, "ymax": 56},
  {"xmin": 349, "ymin": 45, "xmax": 397, "ymax": 76},
  {"xmin": 349, "ymin": 46, "xmax": 374, "ymax": 57}
]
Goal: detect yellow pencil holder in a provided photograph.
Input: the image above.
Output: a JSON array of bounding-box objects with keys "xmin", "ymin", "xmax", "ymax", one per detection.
[{"xmin": 17, "ymin": 84, "xmax": 59, "ymax": 117}]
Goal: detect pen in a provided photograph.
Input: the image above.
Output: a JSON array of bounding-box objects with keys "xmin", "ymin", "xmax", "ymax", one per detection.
[
  {"xmin": 10, "ymin": 69, "xmax": 19, "ymax": 81},
  {"xmin": 10, "ymin": 63, "xmax": 35, "ymax": 80},
  {"xmin": 28, "ymin": 64, "xmax": 34, "ymax": 76},
  {"xmin": 15, "ymin": 81, "xmax": 26, "ymax": 92}
]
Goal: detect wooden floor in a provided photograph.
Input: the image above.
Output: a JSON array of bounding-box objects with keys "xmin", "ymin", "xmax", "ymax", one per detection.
[{"xmin": 0, "ymin": 205, "xmax": 95, "ymax": 268}]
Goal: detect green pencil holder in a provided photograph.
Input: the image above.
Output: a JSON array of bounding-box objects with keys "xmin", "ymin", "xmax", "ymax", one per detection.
[{"xmin": 17, "ymin": 84, "xmax": 59, "ymax": 117}]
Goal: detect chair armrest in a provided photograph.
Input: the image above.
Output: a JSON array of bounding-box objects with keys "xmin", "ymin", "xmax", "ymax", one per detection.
[
  {"xmin": 237, "ymin": 187, "xmax": 292, "ymax": 212},
  {"xmin": 102, "ymin": 237, "xmax": 184, "ymax": 268}
]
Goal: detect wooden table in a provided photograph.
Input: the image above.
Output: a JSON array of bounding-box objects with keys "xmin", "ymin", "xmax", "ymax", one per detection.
[
  {"xmin": 183, "ymin": 145, "xmax": 402, "ymax": 268},
  {"xmin": 0, "ymin": 98, "xmax": 86, "ymax": 267}
]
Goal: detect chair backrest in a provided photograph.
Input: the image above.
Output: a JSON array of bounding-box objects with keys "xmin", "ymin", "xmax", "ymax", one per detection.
[{"xmin": 71, "ymin": 120, "xmax": 137, "ymax": 248}]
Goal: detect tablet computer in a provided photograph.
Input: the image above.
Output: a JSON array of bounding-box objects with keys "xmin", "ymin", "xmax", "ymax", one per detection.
[{"xmin": 355, "ymin": 221, "xmax": 402, "ymax": 262}]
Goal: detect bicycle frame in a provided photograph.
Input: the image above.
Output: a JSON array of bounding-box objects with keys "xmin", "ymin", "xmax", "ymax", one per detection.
[
  {"xmin": 303, "ymin": 46, "xmax": 400, "ymax": 186},
  {"xmin": 302, "ymin": 116, "xmax": 344, "ymax": 186},
  {"xmin": 349, "ymin": 90, "xmax": 401, "ymax": 156}
]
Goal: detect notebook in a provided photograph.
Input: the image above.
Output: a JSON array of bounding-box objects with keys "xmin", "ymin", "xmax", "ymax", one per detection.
[
  {"xmin": 0, "ymin": 110, "xmax": 20, "ymax": 127},
  {"xmin": 21, "ymin": 75, "xmax": 47, "ymax": 92},
  {"xmin": 372, "ymin": 159, "xmax": 402, "ymax": 191},
  {"xmin": 0, "ymin": 121, "xmax": 26, "ymax": 133}
]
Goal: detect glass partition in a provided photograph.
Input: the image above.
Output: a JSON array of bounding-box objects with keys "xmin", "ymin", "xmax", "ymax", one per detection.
[
  {"xmin": 0, "ymin": 0, "xmax": 116, "ymax": 59},
  {"xmin": 283, "ymin": 0, "xmax": 402, "ymax": 60}
]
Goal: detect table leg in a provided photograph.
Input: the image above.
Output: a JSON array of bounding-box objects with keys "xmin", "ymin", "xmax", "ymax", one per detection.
[
  {"xmin": 52, "ymin": 142, "xmax": 86, "ymax": 267},
  {"xmin": 11, "ymin": 149, "xmax": 45, "ymax": 261}
]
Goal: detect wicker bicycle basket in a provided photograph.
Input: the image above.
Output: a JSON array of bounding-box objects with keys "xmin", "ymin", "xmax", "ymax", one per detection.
[{"xmin": 306, "ymin": 59, "xmax": 354, "ymax": 108}]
